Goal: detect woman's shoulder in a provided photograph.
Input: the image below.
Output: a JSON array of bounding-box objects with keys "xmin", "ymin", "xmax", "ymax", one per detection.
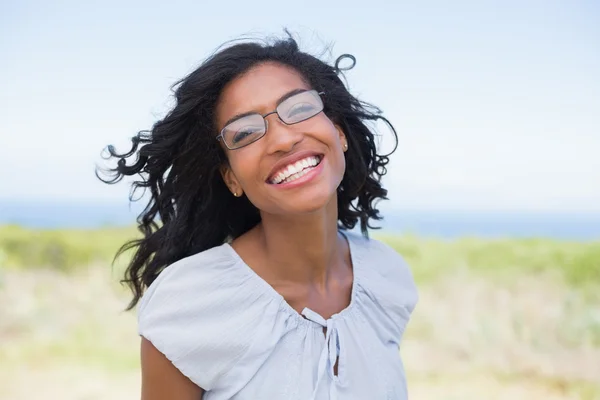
[
  {"xmin": 345, "ymin": 231, "xmax": 419, "ymax": 336},
  {"xmin": 136, "ymin": 242, "xmax": 291, "ymax": 391},
  {"xmin": 344, "ymin": 230, "xmax": 417, "ymax": 306},
  {"xmin": 137, "ymin": 242, "xmax": 274, "ymax": 322},
  {"xmin": 140, "ymin": 243, "xmax": 236, "ymax": 295},
  {"xmin": 343, "ymin": 230, "xmax": 412, "ymax": 275}
]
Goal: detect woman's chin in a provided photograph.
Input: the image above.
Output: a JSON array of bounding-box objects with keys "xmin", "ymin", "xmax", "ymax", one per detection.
[{"xmin": 274, "ymin": 190, "xmax": 337, "ymax": 215}]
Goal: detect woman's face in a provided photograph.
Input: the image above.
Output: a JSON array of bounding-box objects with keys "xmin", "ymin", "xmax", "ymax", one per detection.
[{"xmin": 215, "ymin": 62, "xmax": 348, "ymax": 216}]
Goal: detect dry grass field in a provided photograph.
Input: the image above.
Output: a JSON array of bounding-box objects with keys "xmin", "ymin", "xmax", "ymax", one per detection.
[{"xmin": 1, "ymin": 226, "xmax": 599, "ymax": 399}]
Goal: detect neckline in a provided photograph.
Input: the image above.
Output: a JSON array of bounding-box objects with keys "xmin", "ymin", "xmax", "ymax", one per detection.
[{"xmin": 224, "ymin": 229, "xmax": 361, "ymax": 327}]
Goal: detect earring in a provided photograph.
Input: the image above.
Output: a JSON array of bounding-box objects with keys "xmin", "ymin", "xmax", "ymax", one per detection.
[
  {"xmin": 233, "ymin": 191, "xmax": 238, "ymax": 197},
  {"xmin": 344, "ymin": 143, "xmax": 348, "ymax": 151}
]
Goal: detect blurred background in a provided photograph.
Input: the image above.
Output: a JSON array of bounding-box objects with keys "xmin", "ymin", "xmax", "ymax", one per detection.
[{"xmin": 1, "ymin": 1, "xmax": 599, "ymax": 399}]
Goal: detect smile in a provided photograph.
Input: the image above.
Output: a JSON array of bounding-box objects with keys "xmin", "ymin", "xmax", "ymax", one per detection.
[{"xmin": 268, "ymin": 155, "xmax": 323, "ymax": 185}]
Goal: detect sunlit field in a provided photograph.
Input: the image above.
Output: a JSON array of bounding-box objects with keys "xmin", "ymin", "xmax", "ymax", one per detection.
[{"xmin": 1, "ymin": 226, "xmax": 599, "ymax": 399}]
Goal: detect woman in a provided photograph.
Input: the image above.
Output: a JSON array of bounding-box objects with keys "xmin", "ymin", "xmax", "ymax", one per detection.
[{"xmin": 100, "ymin": 35, "xmax": 418, "ymax": 400}]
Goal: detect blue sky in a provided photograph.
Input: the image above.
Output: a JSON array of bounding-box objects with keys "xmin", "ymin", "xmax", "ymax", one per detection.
[{"xmin": 1, "ymin": 0, "xmax": 599, "ymax": 212}]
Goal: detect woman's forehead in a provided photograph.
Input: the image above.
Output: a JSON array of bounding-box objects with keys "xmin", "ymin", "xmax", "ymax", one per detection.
[{"xmin": 216, "ymin": 63, "xmax": 311, "ymax": 124}]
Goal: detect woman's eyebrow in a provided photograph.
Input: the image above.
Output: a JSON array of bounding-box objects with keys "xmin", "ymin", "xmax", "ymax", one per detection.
[
  {"xmin": 222, "ymin": 111, "xmax": 257, "ymax": 128},
  {"xmin": 222, "ymin": 88, "xmax": 308, "ymax": 128},
  {"xmin": 275, "ymin": 88, "xmax": 306, "ymax": 105}
]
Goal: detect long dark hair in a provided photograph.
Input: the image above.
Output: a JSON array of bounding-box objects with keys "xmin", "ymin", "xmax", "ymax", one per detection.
[{"xmin": 97, "ymin": 34, "xmax": 398, "ymax": 310}]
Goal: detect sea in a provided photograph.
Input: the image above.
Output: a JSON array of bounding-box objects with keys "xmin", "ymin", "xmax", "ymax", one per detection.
[{"xmin": 1, "ymin": 200, "xmax": 599, "ymax": 241}]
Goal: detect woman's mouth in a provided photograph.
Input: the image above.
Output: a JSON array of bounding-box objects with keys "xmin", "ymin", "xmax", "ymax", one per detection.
[{"xmin": 268, "ymin": 155, "xmax": 323, "ymax": 185}]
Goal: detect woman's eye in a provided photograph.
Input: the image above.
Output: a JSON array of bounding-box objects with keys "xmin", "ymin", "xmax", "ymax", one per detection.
[
  {"xmin": 233, "ymin": 127, "xmax": 260, "ymax": 143},
  {"xmin": 287, "ymin": 102, "xmax": 314, "ymax": 117}
]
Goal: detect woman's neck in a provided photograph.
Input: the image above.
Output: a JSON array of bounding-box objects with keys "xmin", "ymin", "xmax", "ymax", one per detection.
[{"xmin": 255, "ymin": 196, "xmax": 345, "ymax": 288}]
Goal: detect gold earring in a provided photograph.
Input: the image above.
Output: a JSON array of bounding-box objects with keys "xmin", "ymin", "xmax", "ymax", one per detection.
[{"xmin": 233, "ymin": 191, "xmax": 238, "ymax": 197}]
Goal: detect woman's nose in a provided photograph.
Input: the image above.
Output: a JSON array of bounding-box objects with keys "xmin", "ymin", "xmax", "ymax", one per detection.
[{"xmin": 264, "ymin": 114, "xmax": 303, "ymax": 154}]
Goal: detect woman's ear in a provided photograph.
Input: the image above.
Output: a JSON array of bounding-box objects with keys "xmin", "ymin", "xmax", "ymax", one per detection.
[
  {"xmin": 220, "ymin": 164, "xmax": 243, "ymax": 197},
  {"xmin": 335, "ymin": 125, "xmax": 348, "ymax": 152}
]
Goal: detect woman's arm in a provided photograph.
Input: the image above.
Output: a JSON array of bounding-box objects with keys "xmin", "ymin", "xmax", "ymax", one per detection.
[{"xmin": 140, "ymin": 337, "xmax": 204, "ymax": 400}]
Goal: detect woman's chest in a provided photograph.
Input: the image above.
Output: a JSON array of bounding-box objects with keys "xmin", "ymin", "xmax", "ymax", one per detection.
[{"xmin": 225, "ymin": 322, "xmax": 408, "ymax": 400}]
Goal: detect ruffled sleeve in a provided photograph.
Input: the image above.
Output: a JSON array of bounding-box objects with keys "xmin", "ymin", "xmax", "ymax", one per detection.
[
  {"xmin": 137, "ymin": 244, "xmax": 292, "ymax": 393},
  {"xmin": 350, "ymin": 233, "xmax": 419, "ymax": 344}
]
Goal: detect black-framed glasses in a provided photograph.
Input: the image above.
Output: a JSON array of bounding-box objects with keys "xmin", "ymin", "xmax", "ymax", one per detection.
[{"xmin": 216, "ymin": 90, "xmax": 325, "ymax": 150}]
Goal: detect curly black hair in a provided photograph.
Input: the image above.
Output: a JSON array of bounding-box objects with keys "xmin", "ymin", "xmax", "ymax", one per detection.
[{"xmin": 97, "ymin": 34, "xmax": 398, "ymax": 310}]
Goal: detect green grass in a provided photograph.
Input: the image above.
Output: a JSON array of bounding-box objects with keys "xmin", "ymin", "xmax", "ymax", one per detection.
[
  {"xmin": 1, "ymin": 225, "xmax": 599, "ymax": 290},
  {"xmin": 375, "ymin": 233, "xmax": 600, "ymax": 289},
  {"xmin": 0, "ymin": 225, "xmax": 138, "ymax": 272}
]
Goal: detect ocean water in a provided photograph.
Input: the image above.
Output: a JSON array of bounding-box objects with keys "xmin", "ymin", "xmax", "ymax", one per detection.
[{"xmin": 1, "ymin": 200, "xmax": 599, "ymax": 241}]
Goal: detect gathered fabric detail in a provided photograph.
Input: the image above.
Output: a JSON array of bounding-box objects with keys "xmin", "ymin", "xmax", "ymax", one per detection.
[{"xmin": 301, "ymin": 307, "xmax": 347, "ymax": 400}]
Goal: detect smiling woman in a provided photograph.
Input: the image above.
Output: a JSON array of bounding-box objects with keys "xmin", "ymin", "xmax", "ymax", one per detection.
[{"xmin": 97, "ymin": 33, "xmax": 418, "ymax": 400}]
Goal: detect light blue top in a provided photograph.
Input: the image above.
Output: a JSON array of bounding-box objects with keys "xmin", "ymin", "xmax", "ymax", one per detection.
[{"xmin": 137, "ymin": 231, "xmax": 418, "ymax": 400}]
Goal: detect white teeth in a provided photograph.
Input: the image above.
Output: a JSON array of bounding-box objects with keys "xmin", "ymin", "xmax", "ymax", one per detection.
[
  {"xmin": 282, "ymin": 168, "xmax": 309, "ymax": 184},
  {"xmin": 270, "ymin": 156, "xmax": 321, "ymax": 184},
  {"xmin": 288, "ymin": 164, "xmax": 299, "ymax": 176}
]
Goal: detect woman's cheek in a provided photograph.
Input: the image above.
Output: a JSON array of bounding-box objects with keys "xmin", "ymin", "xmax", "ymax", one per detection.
[{"xmin": 232, "ymin": 152, "xmax": 261, "ymax": 185}]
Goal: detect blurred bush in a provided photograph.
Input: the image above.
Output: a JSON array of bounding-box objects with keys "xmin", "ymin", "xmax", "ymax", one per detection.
[
  {"xmin": 378, "ymin": 233, "xmax": 600, "ymax": 289},
  {"xmin": 0, "ymin": 225, "xmax": 138, "ymax": 272},
  {"xmin": 1, "ymin": 226, "xmax": 599, "ymax": 289}
]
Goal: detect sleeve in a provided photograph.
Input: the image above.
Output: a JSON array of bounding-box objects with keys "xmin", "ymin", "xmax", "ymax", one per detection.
[
  {"xmin": 374, "ymin": 238, "xmax": 419, "ymax": 316},
  {"xmin": 358, "ymin": 236, "xmax": 419, "ymax": 342},
  {"xmin": 136, "ymin": 247, "xmax": 269, "ymax": 392}
]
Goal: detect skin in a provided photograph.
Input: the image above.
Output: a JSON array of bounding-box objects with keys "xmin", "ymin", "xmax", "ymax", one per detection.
[
  {"xmin": 140, "ymin": 337, "xmax": 203, "ymax": 400},
  {"xmin": 141, "ymin": 62, "xmax": 354, "ymax": 399}
]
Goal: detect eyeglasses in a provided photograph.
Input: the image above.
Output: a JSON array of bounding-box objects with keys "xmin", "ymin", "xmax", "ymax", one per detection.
[{"xmin": 216, "ymin": 90, "xmax": 325, "ymax": 150}]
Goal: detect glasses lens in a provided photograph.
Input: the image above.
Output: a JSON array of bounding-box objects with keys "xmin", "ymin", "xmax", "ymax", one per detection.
[
  {"xmin": 222, "ymin": 114, "xmax": 266, "ymax": 149},
  {"xmin": 277, "ymin": 90, "xmax": 323, "ymax": 125}
]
